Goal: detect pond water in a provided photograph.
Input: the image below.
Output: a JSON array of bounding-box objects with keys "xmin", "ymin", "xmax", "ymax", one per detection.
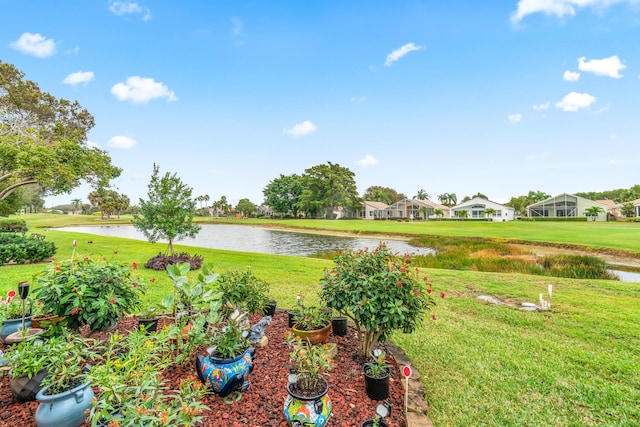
[
  {"xmin": 57, "ymin": 224, "xmax": 432, "ymax": 257},
  {"xmin": 608, "ymin": 269, "xmax": 640, "ymax": 283}
]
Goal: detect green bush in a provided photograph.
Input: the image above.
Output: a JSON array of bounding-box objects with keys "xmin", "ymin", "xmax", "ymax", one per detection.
[
  {"xmin": 519, "ymin": 217, "xmax": 588, "ymax": 222},
  {"xmin": 0, "ymin": 234, "xmax": 57, "ymax": 265},
  {"xmin": 32, "ymin": 258, "xmax": 146, "ymax": 331},
  {"xmin": 215, "ymin": 269, "xmax": 271, "ymax": 314},
  {"xmin": 0, "ymin": 218, "xmax": 27, "ymax": 233}
]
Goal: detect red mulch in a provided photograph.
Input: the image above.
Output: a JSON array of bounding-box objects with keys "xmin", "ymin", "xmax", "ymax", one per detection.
[{"xmin": 0, "ymin": 311, "xmax": 406, "ymax": 427}]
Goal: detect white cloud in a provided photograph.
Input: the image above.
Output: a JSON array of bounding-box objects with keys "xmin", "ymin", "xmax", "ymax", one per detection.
[
  {"xmin": 384, "ymin": 43, "xmax": 424, "ymax": 67},
  {"xmin": 555, "ymin": 91, "xmax": 597, "ymax": 111},
  {"xmin": 66, "ymin": 46, "xmax": 80, "ymax": 55},
  {"xmin": 532, "ymin": 102, "xmax": 550, "ymax": 111},
  {"xmin": 508, "ymin": 113, "xmax": 523, "ymax": 123},
  {"xmin": 283, "ymin": 120, "xmax": 317, "ymax": 137},
  {"xmin": 357, "ymin": 154, "xmax": 379, "ymax": 167},
  {"xmin": 109, "ymin": 1, "xmax": 151, "ymax": 20},
  {"xmin": 107, "ymin": 136, "xmax": 137, "ymax": 149},
  {"xmin": 231, "ymin": 18, "xmax": 244, "ymax": 36},
  {"xmin": 578, "ymin": 55, "xmax": 626, "ymax": 78},
  {"xmin": 511, "ymin": 0, "xmax": 637, "ymax": 24},
  {"xmin": 563, "ymin": 70, "xmax": 580, "ymax": 81},
  {"xmin": 9, "ymin": 32, "xmax": 56, "ymax": 57},
  {"xmin": 111, "ymin": 76, "xmax": 177, "ymax": 104},
  {"xmin": 62, "ymin": 71, "xmax": 95, "ymax": 86}
]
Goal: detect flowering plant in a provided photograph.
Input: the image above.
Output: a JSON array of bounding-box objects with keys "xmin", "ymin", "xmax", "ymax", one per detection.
[
  {"xmin": 32, "ymin": 258, "xmax": 146, "ymax": 331},
  {"xmin": 320, "ymin": 243, "xmax": 440, "ymax": 356},
  {"xmin": 364, "ymin": 348, "xmax": 390, "ymax": 378},
  {"xmin": 0, "ymin": 290, "xmax": 31, "ymax": 320}
]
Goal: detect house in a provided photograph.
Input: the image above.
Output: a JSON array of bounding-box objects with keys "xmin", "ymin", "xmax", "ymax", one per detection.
[
  {"xmin": 627, "ymin": 198, "xmax": 640, "ymax": 218},
  {"xmin": 526, "ymin": 193, "xmax": 610, "ymax": 221},
  {"xmin": 382, "ymin": 199, "xmax": 450, "ymax": 220},
  {"xmin": 361, "ymin": 201, "xmax": 389, "ymax": 220},
  {"xmin": 450, "ymin": 197, "xmax": 515, "ymax": 221},
  {"xmin": 596, "ymin": 200, "xmax": 621, "ymax": 219}
]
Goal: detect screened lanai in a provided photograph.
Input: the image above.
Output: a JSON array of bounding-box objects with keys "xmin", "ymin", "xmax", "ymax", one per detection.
[{"xmin": 526, "ymin": 194, "xmax": 610, "ymax": 220}]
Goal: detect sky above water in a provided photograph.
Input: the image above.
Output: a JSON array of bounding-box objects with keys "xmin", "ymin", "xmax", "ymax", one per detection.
[{"xmin": 2, "ymin": 0, "xmax": 639, "ymax": 207}]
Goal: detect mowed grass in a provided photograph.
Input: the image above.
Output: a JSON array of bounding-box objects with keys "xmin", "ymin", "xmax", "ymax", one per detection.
[{"xmin": 4, "ymin": 214, "xmax": 640, "ymax": 425}]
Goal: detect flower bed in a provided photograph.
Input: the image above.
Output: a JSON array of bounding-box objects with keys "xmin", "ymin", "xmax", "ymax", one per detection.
[{"xmin": 0, "ymin": 311, "xmax": 407, "ymax": 426}]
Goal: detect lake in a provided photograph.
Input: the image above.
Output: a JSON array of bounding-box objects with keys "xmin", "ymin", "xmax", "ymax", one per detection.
[{"xmin": 57, "ymin": 224, "xmax": 432, "ymax": 257}]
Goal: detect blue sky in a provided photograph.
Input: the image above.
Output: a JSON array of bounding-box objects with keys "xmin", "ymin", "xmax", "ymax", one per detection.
[{"xmin": 2, "ymin": 0, "xmax": 639, "ymax": 207}]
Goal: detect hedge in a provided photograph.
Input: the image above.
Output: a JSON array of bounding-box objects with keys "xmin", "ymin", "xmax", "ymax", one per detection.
[
  {"xmin": 0, "ymin": 233, "xmax": 57, "ymax": 265},
  {"xmin": 0, "ymin": 218, "xmax": 28, "ymax": 233}
]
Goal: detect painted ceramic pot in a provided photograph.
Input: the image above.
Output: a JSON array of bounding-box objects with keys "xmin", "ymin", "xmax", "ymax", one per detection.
[
  {"xmin": 196, "ymin": 347, "xmax": 256, "ymax": 397},
  {"xmin": 284, "ymin": 376, "xmax": 332, "ymax": 427}
]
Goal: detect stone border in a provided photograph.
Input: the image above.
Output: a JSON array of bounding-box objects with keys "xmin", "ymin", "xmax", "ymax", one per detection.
[{"xmin": 386, "ymin": 341, "xmax": 433, "ymax": 427}]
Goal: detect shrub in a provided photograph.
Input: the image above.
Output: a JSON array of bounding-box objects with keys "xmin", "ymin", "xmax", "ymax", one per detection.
[
  {"xmin": 320, "ymin": 243, "xmax": 438, "ymax": 356},
  {"xmin": 215, "ymin": 269, "xmax": 271, "ymax": 314},
  {"xmin": 32, "ymin": 258, "xmax": 146, "ymax": 331},
  {"xmin": 0, "ymin": 234, "xmax": 56, "ymax": 265},
  {"xmin": 0, "ymin": 218, "xmax": 27, "ymax": 233},
  {"xmin": 144, "ymin": 252, "xmax": 203, "ymax": 271}
]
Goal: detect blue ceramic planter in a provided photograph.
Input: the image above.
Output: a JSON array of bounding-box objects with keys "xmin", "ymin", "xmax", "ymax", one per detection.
[
  {"xmin": 35, "ymin": 381, "xmax": 94, "ymax": 427},
  {"xmin": 1, "ymin": 316, "xmax": 33, "ymax": 344},
  {"xmin": 196, "ymin": 347, "xmax": 256, "ymax": 397},
  {"xmin": 283, "ymin": 376, "xmax": 332, "ymax": 427}
]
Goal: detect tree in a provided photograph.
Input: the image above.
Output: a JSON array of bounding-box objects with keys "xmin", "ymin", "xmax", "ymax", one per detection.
[
  {"xmin": 455, "ymin": 210, "xmax": 468, "ymax": 219},
  {"xmin": 415, "ymin": 189, "xmax": 430, "ymax": 200},
  {"xmin": 132, "ymin": 164, "xmax": 201, "ymax": 256},
  {"xmin": 0, "ymin": 60, "xmax": 121, "ymax": 202},
  {"xmin": 362, "ymin": 186, "xmax": 406, "ymax": 204},
  {"xmin": 236, "ymin": 198, "xmax": 257, "ymax": 217},
  {"xmin": 484, "ymin": 207, "xmax": 496, "ymax": 219},
  {"xmin": 263, "ymin": 173, "xmax": 304, "ymax": 217},
  {"xmin": 621, "ymin": 202, "xmax": 635, "ymax": 218},
  {"xmin": 505, "ymin": 195, "xmax": 529, "ymax": 216},
  {"xmin": 418, "ymin": 206, "xmax": 429, "ymax": 220},
  {"xmin": 437, "ymin": 193, "xmax": 457, "ymax": 207},
  {"xmin": 217, "ymin": 195, "xmax": 230, "ymax": 216},
  {"xmin": 433, "ymin": 209, "xmax": 444, "ymax": 219},
  {"xmin": 527, "ymin": 190, "xmax": 550, "ymax": 204},
  {"xmin": 71, "ymin": 198, "xmax": 82, "ymax": 214},
  {"xmin": 585, "ymin": 206, "xmax": 604, "ymax": 221},
  {"xmin": 298, "ymin": 162, "xmax": 362, "ymax": 218}
]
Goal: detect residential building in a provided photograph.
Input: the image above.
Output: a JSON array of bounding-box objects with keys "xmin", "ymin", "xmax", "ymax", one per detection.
[{"xmin": 450, "ymin": 197, "xmax": 515, "ymax": 221}]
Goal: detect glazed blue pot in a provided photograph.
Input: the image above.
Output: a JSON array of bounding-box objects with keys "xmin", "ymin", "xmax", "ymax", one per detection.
[
  {"xmin": 196, "ymin": 347, "xmax": 256, "ymax": 397},
  {"xmin": 35, "ymin": 381, "xmax": 94, "ymax": 427},
  {"xmin": 1, "ymin": 316, "xmax": 33, "ymax": 344},
  {"xmin": 284, "ymin": 376, "xmax": 332, "ymax": 427}
]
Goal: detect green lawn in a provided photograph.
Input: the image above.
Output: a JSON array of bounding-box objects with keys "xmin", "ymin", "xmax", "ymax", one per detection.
[{"xmin": 3, "ymin": 213, "xmax": 639, "ymax": 425}]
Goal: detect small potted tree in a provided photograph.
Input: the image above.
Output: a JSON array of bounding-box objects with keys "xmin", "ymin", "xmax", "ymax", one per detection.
[
  {"xmin": 290, "ymin": 304, "xmax": 332, "ymax": 345},
  {"xmin": 215, "ymin": 269, "xmax": 272, "ymax": 315}
]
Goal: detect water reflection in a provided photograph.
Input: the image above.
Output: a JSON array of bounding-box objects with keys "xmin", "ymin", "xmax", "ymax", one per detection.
[{"xmin": 58, "ymin": 224, "xmax": 432, "ymax": 257}]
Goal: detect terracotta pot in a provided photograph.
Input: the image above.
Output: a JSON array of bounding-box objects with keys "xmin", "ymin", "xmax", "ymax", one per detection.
[
  {"xmin": 291, "ymin": 322, "xmax": 331, "ymax": 345},
  {"xmin": 31, "ymin": 314, "xmax": 64, "ymax": 329}
]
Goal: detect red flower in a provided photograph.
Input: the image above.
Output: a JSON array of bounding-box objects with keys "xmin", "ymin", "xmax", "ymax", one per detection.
[
  {"xmin": 413, "ymin": 290, "xmax": 421, "ymax": 296},
  {"xmin": 132, "ymin": 262, "xmax": 138, "ymax": 270},
  {"xmin": 428, "ymin": 283, "xmax": 433, "ymax": 288},
  {"xmin": 431, "ymin": 314, "xmax": 437, "ymax": 321},
  {"xmin": 423, "ymin": 276, "xmax": 429, "ymax": 281},
  {"xmin": 396, "ymin": 280, "xmax": 403, "ymax": 287},
  {"xmin": 440, "ymin": 292, "xmax": 446, "ymax": 299},
  {"xmin": 427, "ymin": 289, "xmax": 432, "ymax": 294},
  {"xmin": 55, "ymin": 266, "xmax": 61, "ymax": 271},
  {"xmin": 400, "ymin": 267, "xmax": 406, "ymax": 272},
  {"xmin": 110, "ymin": 298, "xmax": 116, "ymax": 305},
  {"xmin": 149, "ymin": 277, "xmax": 156, "ymax": 283},
  {"xmin": 71, "ymin": 307, "xmax": 83, "ymax": 315},
  {"xmin": 7, "ymin": 290, "xmax": 16, "ymax": 298}
]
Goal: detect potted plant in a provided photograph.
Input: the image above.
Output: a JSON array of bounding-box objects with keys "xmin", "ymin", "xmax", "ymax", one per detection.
[
  {"xmin": 320, "ymin": 243, "xmax": 440, "ymax": 357},
  {"xmin": 137, "ymin": 303, "xmax": 160, "ymax": 333},
  {"xmin": 363, "ymin": 348, "xmax": 390, "ymax": 400},
  {"xmin": 196, "ymin": 303, "xmax": 256, "ymax": 398},
  {"xmin": 0, "ymin": 289, "xmax": 34, "ymax": 344},
  {"xmin": 283, "ymin": 334, "xmax": 332, "ymax": 427},
  {"xmin": 32, "ymin": 258, "xmax": 146, "ymax": 332},
  {"xmin": 165, "ymin": 262, "xmax": 219, "ymax": 318},
  {"xmin": 7, "ymin": 338, "xmax": 49, "ymax": 402},
  {"xmin": 291, "ymin": 304, "xmax": 332, "ymax": 345},
  {"xmin": 361, "ymin": 401, "xmax": 392, "ymax": 427},
  {"xmin": 215, "ymin": 269, "xmax": 272, "ymax": 315},
  {"xmin": 34, "ymin": 332, "xmax": 100, "ymax": 427}
]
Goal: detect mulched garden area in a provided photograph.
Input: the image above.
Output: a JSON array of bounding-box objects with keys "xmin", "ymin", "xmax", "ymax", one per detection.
[{"xmin": 0, "ymin": 310, "xmax": 406, "ymax": 427}]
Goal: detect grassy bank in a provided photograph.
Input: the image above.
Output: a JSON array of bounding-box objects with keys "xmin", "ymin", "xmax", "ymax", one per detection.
[{"xmin": 3, "ymin": 214, "xmax": 639, "ymax": 425}]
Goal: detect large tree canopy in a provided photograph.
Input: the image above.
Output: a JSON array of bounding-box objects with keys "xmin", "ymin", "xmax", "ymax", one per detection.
[
  {"xmin": 0, "ymin": 60, "xmax": 121, "ymax": 204},
  {"xmin": 362, "ymin": 186, "xmax": 407, "ymax": 205},
  {"xmin": 298, "ymin": 162, "xmax": 362, "ymax": 218},
  {"xmin": 263, "ymin": 173, "xmax": 304, "ymax": 217}
]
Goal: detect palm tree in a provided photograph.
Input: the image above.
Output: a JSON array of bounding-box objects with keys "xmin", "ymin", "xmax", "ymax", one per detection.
[
  {"xmin": 433, "ymin": 209, "xmax": 444, "ymax": 220},
  {"xmin": 415, "ymin": 189, "xmax": 430, "ymax": 200},
  {"xmin": 484, "ymin": 207, "xmax": 496, "ymax": 220},
  {"xmin": 585, "ymin": 206, "xmax": 604, "ymax": 221},
  {"xmin": 438, "ymin": 193, "xmax": 457, "ymax": 207},
  {"xmin": 71, "ymin": 198, "xmax": 82, "ymax": 214},
  {"xmin": 419, "ymin": 206, "xmax": 428, "ymax": 220}
]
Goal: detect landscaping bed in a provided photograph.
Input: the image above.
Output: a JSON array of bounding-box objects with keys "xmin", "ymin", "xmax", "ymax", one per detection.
[{"xmin": 0, "ymin": 310, "xmax": 406, "ymax": 427}]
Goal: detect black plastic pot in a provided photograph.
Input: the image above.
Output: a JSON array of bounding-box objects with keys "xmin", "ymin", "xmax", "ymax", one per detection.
[
  {"xmin": 138, "ymin": 317, "xmax": 159, "ymax": 334},
  {"xmin": 9, "ymin": 368, "xmax": 48, "ymax": 402},
  {"xmin": 363, "ymin": 366, "xmax": 390, "ymax": 400},
  {"xmin": 263, "ymin": 300, "xmax": 277, "ymax": 317},
  {"xmin": 287, "ymin": 311, "xmax": 297, "ymax": 328},
  {"xmin": 361, "ymin": 420, "xmax": 389, "ymax": 427},
  {"xmin": 331, "ymin": 316, "xmax": 347, "ymax": 336}
]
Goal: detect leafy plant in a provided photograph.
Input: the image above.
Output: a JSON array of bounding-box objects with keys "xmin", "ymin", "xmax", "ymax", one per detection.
[
  {"xmin": 206, "ymin": 302, "xmax": 250, "ymax": 360},
  {"xmin": 144, "ymin": 251, "xmax": 203, "ymax": 271},
  {"xmin": 290, "ymin": 304, "xmax": 330, "ymax": 331},
  {"xmin": 32, "ymin": 258, "xmax": 146, "ymax": 331},
  {"xmin": 8, "ymin": 338, "xmax": 49, "ymax": 379},
  {"xmin": 319, "ymin": 243, "xmax": 437, "ymax": 356},
  {"xmin": 364, "ymin": 348, "xmax": 390, "ymax": 378},
  {"xmin": 287, "ymin": 333, "xmax": 331, "ymax": 392},
  {"xmin": 215, "ymin": 269, "xmax": 271, "ymax": 314},
  {"xmin": 0, "ymin": 233, "xmax": 56, "ymax": 265},
  {"xmin": 0, "ymin": 292, "xmax": 30, "ymax": 320},
  {"xmin": 165, "ymin": 262, "xmax": 219, "ymax": 314}
]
